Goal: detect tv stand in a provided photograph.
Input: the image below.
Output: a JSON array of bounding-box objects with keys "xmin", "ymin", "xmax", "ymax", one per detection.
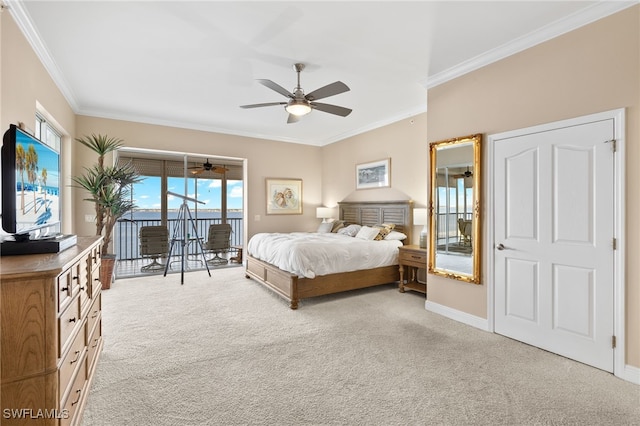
[{"xmin": 0, "ymin": 234, "xmax": 77, "ymax": 256}]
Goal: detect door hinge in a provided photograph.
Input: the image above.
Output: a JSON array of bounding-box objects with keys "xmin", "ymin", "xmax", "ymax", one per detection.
[
  {"xmin": 612, "ymin": 335, "xmax": 617, "ymax": 349},
  {"xmin": 605, "ymin": 139, "xmax": 617, "ymax": 152},
  {"xmin": 612, "ymin": 238, "xmax": 617, "ymax": 250}
]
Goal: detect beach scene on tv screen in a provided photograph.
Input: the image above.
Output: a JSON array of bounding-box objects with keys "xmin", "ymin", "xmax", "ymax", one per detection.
[{"xmin": 14, "ymin": 136, "xmax": 60, "ymax": 233}]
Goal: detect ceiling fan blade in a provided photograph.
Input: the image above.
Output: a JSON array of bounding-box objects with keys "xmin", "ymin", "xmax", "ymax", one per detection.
[
  {"xmin": 240, "ymin": 102, "xmax": 287, "ymax": 109},
  {"xmin": 287, "ymin": 114, "xmax": 300, "ymax": 124},
  {"xmin": 305, "ymin": 81, "xmax": 350, "ymax": 101},
  {"xmin": 212, "ymin": 166, "xmax": 229, "ymax": 173},
  {"xmin": 311, "ymin": 102, "xmax": 352, "ymax": 117},
  {"xmin": 190, "ymin": 169, "xmax": 204, "ymax": 175},
  {"xmin": 257, "ymin": 79, "xmax": 295, "ymax": 99}
]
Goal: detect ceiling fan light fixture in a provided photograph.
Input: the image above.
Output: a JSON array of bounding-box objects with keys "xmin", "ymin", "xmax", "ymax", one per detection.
[{"xmin": 285, "ymin": 100, "xmax": 312, "ymax": 116}]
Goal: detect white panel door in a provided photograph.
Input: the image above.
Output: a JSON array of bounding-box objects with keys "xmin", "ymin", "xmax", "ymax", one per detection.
[{"xmin": 494, "ymin": 118, "xmax": 615, "ymax": 372}]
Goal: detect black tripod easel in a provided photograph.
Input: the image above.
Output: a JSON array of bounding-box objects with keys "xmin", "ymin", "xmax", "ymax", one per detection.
[{"xmin": 163, "ymin": 191, "xmax": 211, "ymax": 284}]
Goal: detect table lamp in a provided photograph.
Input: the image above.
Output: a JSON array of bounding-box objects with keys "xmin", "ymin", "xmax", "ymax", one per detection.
[
  {"xmin": 413, "ymin": 208, "xmax": 428, "ymax": 249},
  {"xmin": 316, "ymin": 207, "xmax": 333, "ymax": 223}
]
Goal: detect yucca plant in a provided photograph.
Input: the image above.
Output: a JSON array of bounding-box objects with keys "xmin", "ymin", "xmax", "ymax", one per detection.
[{"xmin": 73, "ymin": 134, "xmax": 141, "ymax": 256}]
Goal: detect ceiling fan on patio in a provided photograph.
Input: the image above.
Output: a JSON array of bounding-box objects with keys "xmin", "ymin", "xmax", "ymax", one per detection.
[
  {"xmin": 240, "ymin": 63, "xmax": 352, "ymax": 124},
  {"xmin": 188, "ymin": 159, "xmax": 228, "ymax": 175},
  {"xmin": 451, "ymin": 166, "xmax": 473, "ymax": 179}
]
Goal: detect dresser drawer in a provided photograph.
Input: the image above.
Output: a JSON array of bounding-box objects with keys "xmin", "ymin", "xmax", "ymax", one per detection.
[
  {"xmin": 60, "ymin": 356, "xmax": 88, "ymax": 426},
  {"xmin": 59, "ymin": 297, "xmax": 81, "ymax": 357},
  {"xmin": 399, "ymin": 250, "xmax": 427, "ymax": 267},
  {"xmin": 89, "ymin": 244, "xmax": 101, "ymax": 271},
  {"xmin": 57, "ymin": 268, "xmax": 73, "ymax": 312},
  {"xmin": 68, "ymin": 260, "xmax": 83, "ymax": 297},
  {"xmin": 86, "ymin": 293, "xmax": 101, "ymax": 335},
  {"xmin": 87, "ymin": 317, "xmax": 102, "ymax": 373},
  {"xmin": 59, "ymin": 324, "xmax": 86, "ymax": 404},
  {"xmin": 89, "ymin": 247, "xmax": 102, "ymax": 298}
]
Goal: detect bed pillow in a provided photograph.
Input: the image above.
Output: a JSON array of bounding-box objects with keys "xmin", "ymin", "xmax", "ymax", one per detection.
[
  {"xmin": 372, "ymin": 223, "xmax": 396, "ymax": 241},
  {"xmin": 331, "ymin": 220, "xmax": 346, "ymax": 233},
  {"xmin": 338, "ymin": 224, "xmax": 362, "ymax": 237},
  {"xmin": 317, "ymin": 222, "xmax": 333, "ymax": 233},
  {"xmin": 384, "ymin": 230, "xmax": 407, "ymax": 241},
  {"xmin": 355, "ymin": 225, "xmax": 380, "ymax": 240}
]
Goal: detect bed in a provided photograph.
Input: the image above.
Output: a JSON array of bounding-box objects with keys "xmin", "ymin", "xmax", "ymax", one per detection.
[{"xmin": 245, "ymin": 200, "xmax": 414, "ymax": 309}]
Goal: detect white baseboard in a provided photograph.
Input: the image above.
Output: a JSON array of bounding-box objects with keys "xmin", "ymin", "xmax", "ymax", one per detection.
[
  {"xmin": 620, "ymin": 364, "xmax": 640, "ymax": 385},
  {"xmin": 425, "ymin": 300, "xmax": 489, "ymax": 331}
]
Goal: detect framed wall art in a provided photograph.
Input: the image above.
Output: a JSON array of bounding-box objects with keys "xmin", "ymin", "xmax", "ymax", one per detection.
[
  {"xmin": 266, "ymin": 178, "xmax": 303, "ymax": 215},
  {"xmin": 356, "ymin": 158, "xmax": 390, "ymax": 190}
]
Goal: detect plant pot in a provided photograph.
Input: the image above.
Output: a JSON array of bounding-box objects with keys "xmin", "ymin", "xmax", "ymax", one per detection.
[{"xmin": 100, "ymin": 254, "xmax": 117, "ymax": 290}]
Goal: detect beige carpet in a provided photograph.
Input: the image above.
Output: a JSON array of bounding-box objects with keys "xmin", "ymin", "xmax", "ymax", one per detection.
[{"xmin": 82, "ymin": 267, "xmax": 639, "ymax": 425}]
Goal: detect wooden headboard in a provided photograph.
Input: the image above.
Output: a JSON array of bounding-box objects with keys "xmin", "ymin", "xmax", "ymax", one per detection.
[{"xmin": 338, "ymin": 200, "xmax": 414, "ymax": 245}]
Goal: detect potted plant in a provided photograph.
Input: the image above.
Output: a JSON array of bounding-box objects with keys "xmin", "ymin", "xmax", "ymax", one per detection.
[{"xmin": 73, "ymin": 134, "xmax": 141, "ymax": 289}]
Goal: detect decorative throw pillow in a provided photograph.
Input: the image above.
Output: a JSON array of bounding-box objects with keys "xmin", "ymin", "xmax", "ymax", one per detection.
[
  {"xmin": 331, "ymin": 220, "xmax": 346, "ymax": 233},
  {"xmin": 317, "ymin": 222, "xmax": 333, "ymax": 233},
  {"xmin": 384, "ymin": 230, "xmax": 407, "ymax": 241},
  {"xmin": 372, "ymin": 223, "xmax": 396, "ymax": 240},
  {"xmin": 337, "ymin": 224, "xmax": 362, "ymax": 237},
  {"xmin": 355, "ymin": 225, "xmax": 380, "ymax": 240}
]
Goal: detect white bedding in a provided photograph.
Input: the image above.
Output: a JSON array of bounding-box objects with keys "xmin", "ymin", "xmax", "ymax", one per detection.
[{"xmin": 247, "ymin": 232, "xmax": 402, "ymax": 279}]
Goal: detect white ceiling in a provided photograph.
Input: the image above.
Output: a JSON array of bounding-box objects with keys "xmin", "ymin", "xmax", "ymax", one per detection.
[{"xmin": 8, "ymin": 1, "xmax": 635, "ymax": 146}]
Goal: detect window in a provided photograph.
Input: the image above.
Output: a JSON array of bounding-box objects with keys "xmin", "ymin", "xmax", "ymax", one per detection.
[{"xmin": 35, "ymin": 114, "xmax": 61, "ymax": 151}]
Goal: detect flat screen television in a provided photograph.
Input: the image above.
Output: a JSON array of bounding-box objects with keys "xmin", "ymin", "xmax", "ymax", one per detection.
[{"xmin": 1, "ymin": 124, "xmax": 61, "ymax": 240}]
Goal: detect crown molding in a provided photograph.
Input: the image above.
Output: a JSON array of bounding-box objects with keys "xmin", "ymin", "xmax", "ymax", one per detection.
[
  {"xmin": 320, "ymin": 104, "xmax": 427, "ymax": 146},
  {"xmin": 7, "ymin": 0, "xmax": 79, "ymax": 111},
  {"xmin": 421, "ymin": 1, "xmax": 638, "ymax": 89}
]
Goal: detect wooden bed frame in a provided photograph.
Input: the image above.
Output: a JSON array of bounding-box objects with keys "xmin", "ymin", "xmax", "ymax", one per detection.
[{"xmin": 245, "ymin": 200, "xmax": 414, "ymax": 309}]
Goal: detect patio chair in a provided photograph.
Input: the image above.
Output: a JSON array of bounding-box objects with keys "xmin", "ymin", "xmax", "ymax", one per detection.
[
  {"xmin": 139, "ymin": 225, "xmax": 169, "ymax": 272},
  {"xmin": 205, "ymin": 224, "xmax": 232, "ymax": 265}
]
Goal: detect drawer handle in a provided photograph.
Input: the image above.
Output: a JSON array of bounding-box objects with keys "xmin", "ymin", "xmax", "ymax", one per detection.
[
  {"xmin": 91, "ymin": 311, "xmax": 99, "ymax": 319},
  {"xmin": 71, "ymin": 388, "xmax": 82, "ymax": 406},
  {"xmin": 80, "ymin": 286, "xmax": 86, "ymax": 291},
  {"xmin": 92, "ymin": 338, "xmax": 99, "ymax": 348},
  {"xmin": 72, "ymin": 276, "xmax": 79, "ymax": 281},
  {"xmin": 94, "ymin": 278, "xmax": 100, "ymax": 282},
  {"xmin": 69, "ymin": 317, "xmax": 76, "ymax": 323},
  {"xmin": 70, "ymin": 350, "xmax": 80, "ymax": 364},
  {"xmin": 61, "ymin": 286, "xmax": 69, "ymax": 292}
]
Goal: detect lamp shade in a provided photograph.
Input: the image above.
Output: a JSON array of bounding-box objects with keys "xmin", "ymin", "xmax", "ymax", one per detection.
[
  {"xmin": 316, "ymin": 207, "xmax": 333, "ymax": 219},
  {"xmin": 413, "ymin": 208, "xmax": 428, "ymax": 226}
]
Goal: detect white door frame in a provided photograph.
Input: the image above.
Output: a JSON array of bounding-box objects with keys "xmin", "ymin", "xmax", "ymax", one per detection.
[{"xmin": 486, "ymin": 108, "xmax": 627, "ymax": 380}]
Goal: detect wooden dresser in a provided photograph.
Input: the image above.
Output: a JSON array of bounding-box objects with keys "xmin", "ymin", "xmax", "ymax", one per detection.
[{"xmin": 1, "ymin": 237, "xmax": 103, "ymax": 425}]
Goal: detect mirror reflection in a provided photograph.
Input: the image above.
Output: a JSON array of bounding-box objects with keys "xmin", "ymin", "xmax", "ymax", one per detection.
[{"xmin": 428, "ymin": 134, "xmax": 481, "ymax": 284}]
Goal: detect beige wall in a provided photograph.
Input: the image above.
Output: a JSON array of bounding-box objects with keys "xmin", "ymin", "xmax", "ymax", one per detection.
[
  {"xmin": 321, "ymin": 113, "xmax": 429, "ymax": 244},
  {"xmin": 74, "ymin": 116, "xmax": 324, "ymax": 246},
  {"xmin": 427, "ymin": 6, "xmax": 640, "ymax": 367},
  {"xmin": 1, "ymin": 11, "xmax": 76, "ymax": 233}
]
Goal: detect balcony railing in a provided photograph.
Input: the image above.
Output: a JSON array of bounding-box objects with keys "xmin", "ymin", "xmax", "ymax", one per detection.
[{"xmin": 114, "ymin": 217, "xmax": 243, "ymax": 261}]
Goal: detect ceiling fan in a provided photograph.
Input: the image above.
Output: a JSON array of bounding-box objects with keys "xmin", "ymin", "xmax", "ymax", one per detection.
[
  {"xmin": 240, "ymin": 63, "xmax": 352, "ymax": 124},
  {"xmin": 452, "ymin": 166, "xmax": 473, "ymax": 179},
  {"xmin": 188, "ymin": 159, "xmax": 228, "ymax": 175}
]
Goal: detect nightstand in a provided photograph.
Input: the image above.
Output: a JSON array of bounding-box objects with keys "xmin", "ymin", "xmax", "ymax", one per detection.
[{"xmin": 398, "ymin": 244, "xmax": 427, "ymax": 294}]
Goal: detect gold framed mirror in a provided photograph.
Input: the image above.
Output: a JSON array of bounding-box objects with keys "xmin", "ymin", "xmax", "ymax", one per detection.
[{"xmin": 428, "ymin": 134, "xmax": 482, "ymax": 284}]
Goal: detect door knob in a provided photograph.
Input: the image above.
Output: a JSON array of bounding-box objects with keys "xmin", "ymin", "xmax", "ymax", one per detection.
[{"xmin": 497, "ymin": 243, "xmax": 506, "ymax": 251}]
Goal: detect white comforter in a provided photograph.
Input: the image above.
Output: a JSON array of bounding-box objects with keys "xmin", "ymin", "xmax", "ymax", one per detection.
[{"xmin": 247, "ymin": 232, "xmax": 402, "ymax": 279}]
